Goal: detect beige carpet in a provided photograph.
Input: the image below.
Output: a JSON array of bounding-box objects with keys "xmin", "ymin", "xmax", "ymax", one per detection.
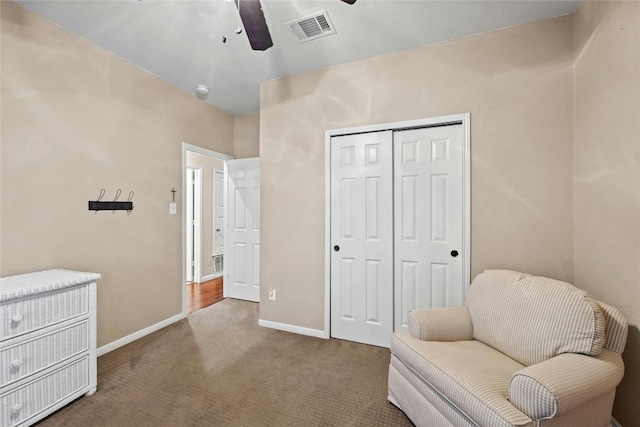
[{"xmin": 35, "ymin": 299, "xmax": 413, "ymax": 426}]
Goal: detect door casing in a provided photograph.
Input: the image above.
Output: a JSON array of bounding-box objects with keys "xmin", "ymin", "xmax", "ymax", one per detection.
[
  {"xmin": 181, "ymin": 143, "xmax": 233, "ymax": 316},
  {"xmin": 323, "ymin": 113, "xmax": 471, "ymax": 339},
  {"xmin": 186, "ymin": 164, "xmax": 203, "ymax": 284}
]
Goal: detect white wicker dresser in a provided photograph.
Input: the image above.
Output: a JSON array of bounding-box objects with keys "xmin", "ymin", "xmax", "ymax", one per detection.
[{"xmin": 0, "ymin": 269, "xmax": 100, "ymax": 427}]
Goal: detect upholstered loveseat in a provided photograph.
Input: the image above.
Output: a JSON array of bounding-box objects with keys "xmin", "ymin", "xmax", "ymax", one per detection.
[{"xmin": 388, "ymin": 270, "xmax": 627, "ymax": 427}]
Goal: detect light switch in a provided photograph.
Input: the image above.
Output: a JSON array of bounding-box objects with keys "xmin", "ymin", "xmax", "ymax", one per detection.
[{"xmin": 169, "ymin": 203, "xmax": 177, "ymax": 215}]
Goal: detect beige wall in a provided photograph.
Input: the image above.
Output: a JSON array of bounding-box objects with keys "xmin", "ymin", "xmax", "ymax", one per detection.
[
  {"xmin": 186, "ymin": 152, "xmax": 225, "ymax": 279},
  {"xmin": 573, "ymin": 1, "xmax": 640, "ymax": 424},
  {"xmin": 260, "ymin": 16, "xmax": 574, "ymax": 330},
  {"xmin": 233, "ymin": 111, "xmax": 260, "ymax": 158},
  {"xmin": 0, "ymin": 2, "xmax": 234, "ymax": 347}
]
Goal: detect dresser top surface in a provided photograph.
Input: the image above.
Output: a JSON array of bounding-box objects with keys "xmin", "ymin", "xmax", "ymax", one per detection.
[{"xmin": 0, "ymin": 269, "xmax": 100, "ymax": 302}]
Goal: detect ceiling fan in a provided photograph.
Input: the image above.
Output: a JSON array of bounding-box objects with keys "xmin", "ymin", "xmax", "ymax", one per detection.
[{"xmin": 236, "ymin": 0, "xmax": 356, "ymax": 51}]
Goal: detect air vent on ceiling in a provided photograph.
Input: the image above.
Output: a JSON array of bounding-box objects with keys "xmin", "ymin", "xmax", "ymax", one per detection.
[{"xmin": 286, "ymin": 10, "xmax": 336, "ymax": 43}]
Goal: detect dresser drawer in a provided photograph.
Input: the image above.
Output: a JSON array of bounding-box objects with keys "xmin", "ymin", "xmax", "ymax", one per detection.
[
  {"xmin": 0, "ymin": 285, "xmax": 89, "ymax": 341},
  {"xmin": 0, "ymin": 320, "xmax": 89, "ymax": 388},
  {"xmin": 0, "ymin": 355, "xmax": 89, "ymax": 427}
]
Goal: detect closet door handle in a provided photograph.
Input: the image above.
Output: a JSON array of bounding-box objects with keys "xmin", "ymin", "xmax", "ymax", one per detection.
[
  {"xmin": 451, "ymin": 250, "xmax": 459, "ymax": 258},
  {"xmin": 333, "ymin": 245, "xmax": 340, "ymax": 252}
]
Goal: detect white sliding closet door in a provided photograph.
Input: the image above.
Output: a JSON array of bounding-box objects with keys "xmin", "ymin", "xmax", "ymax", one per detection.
[
  {"xmin": 330, "ymin": 131, "xmax": 394, "ymax": 347},
  {"xmin": 394, "ymin": 125, "xmax": 465, "ymax": 332}
]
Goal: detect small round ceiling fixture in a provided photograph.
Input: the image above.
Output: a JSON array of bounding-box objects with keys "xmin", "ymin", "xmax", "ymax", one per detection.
[{"xmin": 196, "ymin": 85, "xmax": 209, "ymax": 100}]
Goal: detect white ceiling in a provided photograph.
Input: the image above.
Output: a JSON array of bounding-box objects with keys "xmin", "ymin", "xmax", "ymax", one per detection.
[{"xmin": 14, "ymin": 0, "xmax": 581, "ymax": 116}]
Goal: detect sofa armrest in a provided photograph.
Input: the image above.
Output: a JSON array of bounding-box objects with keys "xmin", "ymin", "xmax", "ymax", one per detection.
[
  {"xmin": 509, "ymin": 349, "xmax": 624, "ymax": 420},
  {"xmin": 408, "ymin": 306, "xmax": 473, "ymax": 341}
]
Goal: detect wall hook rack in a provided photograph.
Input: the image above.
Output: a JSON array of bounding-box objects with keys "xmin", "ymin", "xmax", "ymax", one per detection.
[{"xmin": 89, "ymin": 189, "xmax": 134, "ymax": 212}]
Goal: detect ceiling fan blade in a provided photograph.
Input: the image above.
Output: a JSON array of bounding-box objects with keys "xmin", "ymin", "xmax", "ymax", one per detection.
[
  {"xmin": 236, "ymin": 0, "xmax": 273, "ymax": 51},
  {"xmin": 340, "ymin": 0, "xmax": 357, "ymax": 4}
]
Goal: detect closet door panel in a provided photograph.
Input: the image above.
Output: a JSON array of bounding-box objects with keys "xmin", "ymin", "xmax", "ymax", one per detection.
[
  {"xmin": 330, "ymin": 131, "xmax": 393, "ymax": 348},
  {"xmin": 394, "ymin": 125, "xmax": 465, "ymax": 333}
]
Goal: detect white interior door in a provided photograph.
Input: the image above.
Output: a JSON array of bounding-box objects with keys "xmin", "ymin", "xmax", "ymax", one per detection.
[
  {"xmin": 226, "ymin": 158, "xmax": 260, "ymax": 302},
  {"xmin": 330, "ymin": 131, "xmax": 394, "ymax": 347},
  {"xmin": 394, "ymin": 125, "xmax": 465, "ymax": 332},
  {"xmin": 328, "ymin": 119, "xmax": 468, "ymax": 347}
]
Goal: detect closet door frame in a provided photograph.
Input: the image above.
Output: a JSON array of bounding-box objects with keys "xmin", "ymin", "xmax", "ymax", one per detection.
[{"xmin": 323, "ymin": 113, "xmax": 471, "ymax": 339}]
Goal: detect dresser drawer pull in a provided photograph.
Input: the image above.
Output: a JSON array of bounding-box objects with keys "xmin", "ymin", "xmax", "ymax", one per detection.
[
  {"xmin": 11, "ymin": 359, "xmax": 24, "ymax": 369},
  {"xmin": 10, "ymin": 313, "xmax": 24, "ymax": 323},
  {"xmin": 11, "ymin": 403, "xmax": 23, "ymax": 415}
]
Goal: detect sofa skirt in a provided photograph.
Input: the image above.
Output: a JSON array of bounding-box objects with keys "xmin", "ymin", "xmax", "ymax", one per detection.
[{"xmin": 388, "ymin": 354, "xmax": 477, "ymax": 427}]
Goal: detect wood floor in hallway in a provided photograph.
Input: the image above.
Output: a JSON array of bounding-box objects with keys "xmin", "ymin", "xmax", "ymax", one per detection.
[{"xmin": 187, "ymin": 277, "xmax": 224, "ymax": 314}]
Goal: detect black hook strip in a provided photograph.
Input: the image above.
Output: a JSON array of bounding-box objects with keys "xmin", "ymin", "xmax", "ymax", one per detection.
[{"xmin": 88, "ymin": 201, "xmax": 133, "ymax": 211}]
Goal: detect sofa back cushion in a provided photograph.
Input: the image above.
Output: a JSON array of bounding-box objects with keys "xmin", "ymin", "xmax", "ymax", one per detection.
[{"xmin": 465, "ymin": 270, "xmax": 605, "ymax": 366}]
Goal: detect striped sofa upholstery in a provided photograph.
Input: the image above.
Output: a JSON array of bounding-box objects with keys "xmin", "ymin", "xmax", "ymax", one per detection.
[{"xmin": 388, "ymin": 270, "xmax": 628, "ymax": 427}]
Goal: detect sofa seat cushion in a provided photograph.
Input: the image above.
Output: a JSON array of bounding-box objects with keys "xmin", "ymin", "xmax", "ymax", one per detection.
[
  {"xmin": 391, "ymin": 333, "xmax": 532, "ymax": 427},
  {"xmin": 465, "ymin": 270, "xmax": 606, "ymax": 366}
]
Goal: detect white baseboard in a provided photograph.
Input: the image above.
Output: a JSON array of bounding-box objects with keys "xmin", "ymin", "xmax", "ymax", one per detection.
[
  {"xmin": 611, "ymin": 417, "xmax": 622, "ymax": 427},
  {"xmin": 201, "ymin": 274, "xmax": 217, "ymax": 282},
  {"xmin": 97, "ymin": 313, "xmax": 186, "ymax": 357},
  {"xmin": 258, "ymin": 319, "xmax": 327, "ymax": 339}
]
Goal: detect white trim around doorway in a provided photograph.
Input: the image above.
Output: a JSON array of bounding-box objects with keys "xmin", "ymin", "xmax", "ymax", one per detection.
[
  {"xmin": 181, "ymin": 143, "xmax": 233, "ymax": 317},
  {"xmin": 186, "ymin": 163, "xmax": 203, "ymax": 284}
]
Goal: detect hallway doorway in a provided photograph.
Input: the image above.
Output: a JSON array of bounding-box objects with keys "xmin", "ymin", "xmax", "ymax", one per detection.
[{"xmin": 182, "ymin": 143, "xmax": 233, "ymax": 315}]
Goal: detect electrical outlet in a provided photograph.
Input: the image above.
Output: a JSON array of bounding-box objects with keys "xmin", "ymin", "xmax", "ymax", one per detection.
[{"xmin": 268, "ymin": 287, "xmax": 276, "ymax": 301}]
